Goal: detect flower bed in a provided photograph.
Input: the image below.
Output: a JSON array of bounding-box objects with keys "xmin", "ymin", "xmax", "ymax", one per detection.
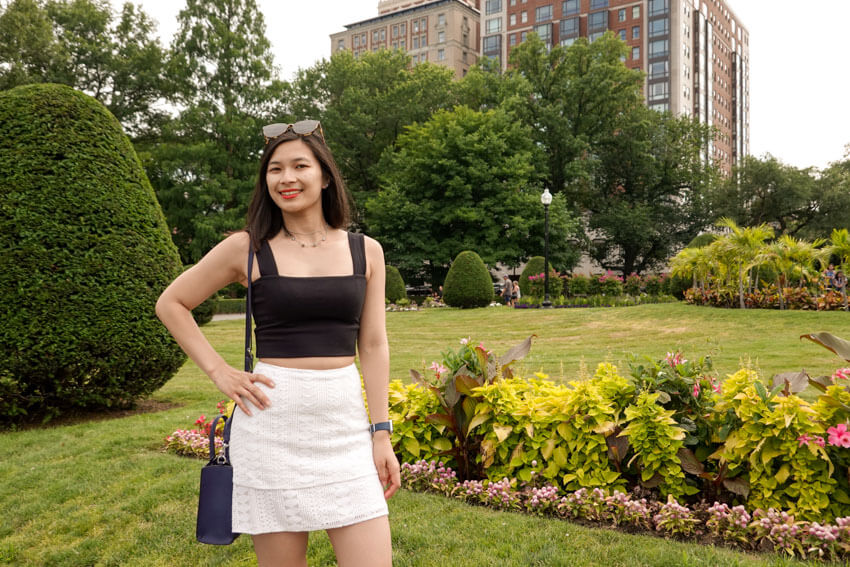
[{"xmin": 400, "ymin": 459, "xmax": 850, "ymax": 560}]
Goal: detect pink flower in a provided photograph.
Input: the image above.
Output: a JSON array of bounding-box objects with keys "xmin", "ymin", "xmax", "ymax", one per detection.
[
  {"xmin": 460, "ymin": 337, "xmax": 470, "ymax": 345},
  {"xmin": 827, "ymin": 424, "xmax": 850, "ymax": 448},
  {"xmin": 712, "ymin": 382, "xmax": 722, "ymax": 394},
  {"xmin": 194, "ymin": 414, "xmax": 206, "ymax": 426},
  {"xmin": 797, "ymin": 434, "xmax": 811, "ymax": 446},
  {"xmin": 665, "ymin": 351, "xmax": 687, "ymax": 367},
  {"xmin": 814, "ymin": 436, "xmax": 826, "ymax": 447},
  {"xmin": 833, "ymin": 368, "xmax": 850, "ymax": 381},
  {"xmin": 692, "ymin": 382, "xmax": 700, "ymax": 398}
]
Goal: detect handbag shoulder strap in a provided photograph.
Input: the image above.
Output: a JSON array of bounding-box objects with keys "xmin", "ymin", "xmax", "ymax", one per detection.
[
  {"xmin": 244, "ymin": 247, "xmax": 255, "ymax": 373},
  {"xmin": 207, "ymin": 414, "xmax": 233, "ymax": 465}
]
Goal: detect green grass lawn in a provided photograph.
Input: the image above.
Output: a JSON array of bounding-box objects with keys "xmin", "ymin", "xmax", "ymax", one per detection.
[{"xmin": 2, "ymin": 303, "xmax": 848, "ymax": 566}]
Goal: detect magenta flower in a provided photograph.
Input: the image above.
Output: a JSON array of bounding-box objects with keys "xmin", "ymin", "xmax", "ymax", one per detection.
[
  {"xmin": 692, "ymin": 382, "xmax": 700, "ymax": 398},
  {"xmin": 797, "ymin": 434, "xmax": 811, "ymax": 446},
  {"xmin": 827, "ymin": 424, "xmax": 850, "ymax": 448},
  {"xmin": 814, "ymin": 436, "xmax": 826, "ymax": 447},
  {"xmin": 665, "ymin": 351, "xmax": 687, "ymax": 367},
  {"xmin": 833, "ymin": 368, "xmax": 850, "ymax": 381}
]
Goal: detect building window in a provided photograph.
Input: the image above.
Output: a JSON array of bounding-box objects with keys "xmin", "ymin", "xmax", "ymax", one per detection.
[
  {"xmin": 400, "ymin": 24, "xmax": 406, "ymax": 37},
  {"xmin": 588, "ymin": 10, "xmax": 607, "ymax": 32},
  {"xmin": 521, "ymin": 31, "xmax": 527, "ymax": 41},
  {"xmin": 373, "ymin": 30, "xmax": 379, "ymax": 42},
  {"xmin": 589, "ymin": 31, "xmax": 604, "ymax": 42},
  {"xmin": 560, "ymin": 17, "xmax": 578, "ymax": 38},
  {"xmin": 618, "ymin": 8, "xmax": 626, "ymax": 22},
  {"xmin": 421, "ymin": 34, "xmax": 427, "ymax": 47},
  {"xmin": 510, "ymin": 13, "xmax": 516, "ymax": 25},
  {"xmin": 649, "ymin": 0, "xmax": 668, "ymax": 16},
  {"xmin": 413, "ymin": 20, "xmax": 419, "ymax": 33},
  {"xmin": 510, "ymin": 0, "xmax": 516, "ymax": 5},
  {"xmin": 618, "ymin": 29, "xmax": 626, "ymax": 41},
  {"xmin": 589, "ymin": 0, "xmax": 608, "ymax": 9},
  {"xmin": 483, "ymin": 35, "xmax": 501, "ymax": 52},
  {"xmin": 534, "ymin": 23, "xmax": 552, "ymax": 46},
  {"xmin": 632, "ymin": 25, "xmax": 640, "ymax": 39},
  {"xmin": 413, "ymin": 36, "xmax": 419, "ymax": 49},
  {"xmin": 536, "ymin": 4, "xmax": 553, "ymax": 22},
  {"xmin": 485, "ymin": 0, "xmax": 501, "ymax": 15},
  {"xmin": 420, "ymin": 18, "xmax": 427, "ymax": 30},
  {"xmin": 486, "ymin": 17, "xmax": 502, "ymax": 33},
  {"xmin": 649, "ymin": 81, "xmax": 669, "ymax": 101},
  {"xmin": 400, "ymin": 39, "xmax": 406, "ymax": 49},
  {"xmin": 438, "ymin": 13, "xmax": 446, "ymax": 26},
  {"xmin": 649, "ymin": 60, "xmax": 669, "ymax": 78},
  {"xmin": 354, "ymin": 35, "xmax": 360, "ymax": 47},
  {"xmin": 380, "ymin": 29, "xmax": 386, "ymax": 41},
  {"xmin": 649, "ymin": 39, "xmax": 669, "ymax": 58},
  {"xmin": 438, "ymin": 30, "xmax": 446, "ymax": 42},
  {"xmin": 561, "ymin": 37, "xmax": 576, "ymax": 47},
  {"xmin": 632, "ymin": 46, "xmax": 640, "ymax": 60},
  {"xmin": 438, "ymin": 48, "xmax": 446, "ymax": 60},
  {"xmin": 337, "ymin": 39, "xmax": 345, "ymax": 50},
  {"xmin": 463, "ymin": 50, "xmax": 468, "ymax": 62},
  {"xmin": 510, "ymin": 33, "xmax": 517, "ymax": 46},
  {"xmin": 521, "ymin": 11, "xmax": 528, "ymax": 23},
  {"xmin": 633, "ymin": 5, "xmax": 640, "ymax": 19},
  {"xmin": 650, "ymin": 102, "xmax": 669, "ymax": 112},
  {"xmin": 392, "ymin": 25, "xmax": 398, "ymax": 38},
  {"xmin": 562, "ymin": 0, "xmax": 579, "ymax": 15},
  {"xmin": 649, "ymin": 18, "xmax": 669, "ymax": 37}
]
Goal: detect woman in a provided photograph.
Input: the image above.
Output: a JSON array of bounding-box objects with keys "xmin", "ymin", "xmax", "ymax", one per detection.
[
  {"xmin": 156, "ymin": 120, "xmax": 399, "ymax": 567},
  {"xmin": 511, "ymin": 280, "xmax": 521, "ymax": 307}
]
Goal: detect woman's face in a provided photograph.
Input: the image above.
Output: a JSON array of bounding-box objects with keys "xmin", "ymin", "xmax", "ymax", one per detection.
[{"xmin": 265, "ymin": 138, "xmax": 328, "ymax": 217}]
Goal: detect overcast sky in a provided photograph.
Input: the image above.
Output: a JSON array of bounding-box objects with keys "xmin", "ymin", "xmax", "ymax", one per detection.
[{"xmin": 114, "ymin": 0, "xmax": 850, "ymax": 171}]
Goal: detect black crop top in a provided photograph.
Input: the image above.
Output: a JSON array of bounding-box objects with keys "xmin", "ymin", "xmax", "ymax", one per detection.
[{"xmin": 252, "ymin": 232, "xmax": 367, "ymax": 358}]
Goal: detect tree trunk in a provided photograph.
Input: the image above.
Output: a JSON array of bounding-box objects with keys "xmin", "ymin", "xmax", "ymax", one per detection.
[{"xmin": 738, "ymin": 264, "xmax": 746, "ymax": 309}]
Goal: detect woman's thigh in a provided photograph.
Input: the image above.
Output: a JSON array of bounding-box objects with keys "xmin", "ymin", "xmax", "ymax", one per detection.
[
  {"xmin": 251, "ymin": 531, "xmax": 309, "ymax": 567},
  {"xmin": 326, "ymin": 515, "xmax": 392, "ymax": 567}
]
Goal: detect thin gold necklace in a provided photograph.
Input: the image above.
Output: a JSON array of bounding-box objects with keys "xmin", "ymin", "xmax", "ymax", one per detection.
[{"xmin": 285, "ymin": 225, "xmax": 327, "ymax": 248}]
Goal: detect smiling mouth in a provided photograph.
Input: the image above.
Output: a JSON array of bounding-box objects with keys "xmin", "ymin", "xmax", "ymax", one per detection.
[{"xmin": 279, "ymin": 189, "xmax": 302, "ymax": 199}]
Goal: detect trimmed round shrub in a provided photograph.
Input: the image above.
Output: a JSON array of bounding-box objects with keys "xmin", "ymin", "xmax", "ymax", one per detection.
[
  {"xmin": 443, "ymin": 251, "xmax": 493, "ymax": 308},
  {"xmin": 385, "ymin": 265, "xmax": 407, "ymax": 303},
  {"xmin": 519, "ymin": 256, "xmax": 546, "ymax": 297},
  {"xmin": 0, "ymin": 84, "xmax": 186, "ymax": 421}
]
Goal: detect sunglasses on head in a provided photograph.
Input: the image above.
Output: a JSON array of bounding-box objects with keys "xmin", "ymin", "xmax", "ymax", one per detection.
[{"xmin": 262, "ymin": 120, "xmax": 325, "ymax": 145}]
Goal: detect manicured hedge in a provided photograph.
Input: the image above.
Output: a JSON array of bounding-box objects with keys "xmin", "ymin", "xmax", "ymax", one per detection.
[
  {"xmin": 385, "ymin": 265, "xmax": 407, "ymax": 303},
  {"xmin": 442, "ymin": 251, "xmax": 493, "ymax": 308},
  {"xmin": 0, "ymin": 84, "xmax": 186, "ymax": 421},
  {"xmin": 519, "ymin": 256, "xmax": 546, "ymax": 297}
]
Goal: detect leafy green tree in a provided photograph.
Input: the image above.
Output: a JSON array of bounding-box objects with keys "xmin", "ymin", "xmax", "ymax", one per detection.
[
  {"xmin": 286, "ymin": 50, "xmax": 456, "ymax": 218},
  {"xmin": 142, "ymin": 0, "xmax": 282, "ymax": 263},
  {"xmin": 587, "ymin": 106, "xmax": 719, "ymax": 275},
  {"xmin": 367, "ymin": 105, "xmax": 578, "ymax": 285},
  {"xmin": 802, "ymin": 156, "xmax": 850, "ymax": 239},
  {"xmin": 0, "ymin": 0, "xmax": 66, "ymax": 89},
  {"xmin": 0, "ymin": 0, "xmax": 170, "ymax": 130},
  {"xmin": 506, "ymin": 32, "xmax": 644, "ymax": 200},
  {"xmin": 712, "ymin": 155, "xmax": 819, "ymax": 236}
]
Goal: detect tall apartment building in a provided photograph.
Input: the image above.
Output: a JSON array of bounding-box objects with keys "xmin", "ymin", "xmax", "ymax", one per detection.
[
  {"xmin": 480, "ymin": 0, "xmax": 749, "ymax": 171},
  {"xmin": 329, "ymin": 0, "xmax": 482, "ymax": 79}
]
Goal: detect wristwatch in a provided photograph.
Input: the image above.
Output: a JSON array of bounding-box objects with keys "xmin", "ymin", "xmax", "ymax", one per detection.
[{"xmin": 369, "ymin": 421, "xmax": 393, "ymax": 435}]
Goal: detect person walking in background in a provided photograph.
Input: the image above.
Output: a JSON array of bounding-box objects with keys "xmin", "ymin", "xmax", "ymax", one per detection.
[
  {"xmin": 501, "ymin": 275, "xmax": 512, "ymax": 305},
  {"xmin": 825, "ymin": 264, "xmax": 836, "ymax": 288},
  {"xmin": 511, "ymin": 280, "xmax": 521, "ymax": 307},
  {"xmin": 156, "ymin": 120, "xmax": 398, "ymax": 567}
]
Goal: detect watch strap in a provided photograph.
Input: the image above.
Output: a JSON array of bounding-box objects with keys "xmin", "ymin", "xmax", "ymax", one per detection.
[{"xmin": 369, "ymin": 421, "xmax": 392, "ymax": 434}]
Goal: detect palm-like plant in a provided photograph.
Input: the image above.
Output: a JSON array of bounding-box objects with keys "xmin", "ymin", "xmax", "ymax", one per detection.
[
  {"xmin": 828, "ymin": 229, "xmax": 850, "ymax": 310},
  {"xmin": 715, "ymin": 218, "xmax": 774, "ymax": 309}
]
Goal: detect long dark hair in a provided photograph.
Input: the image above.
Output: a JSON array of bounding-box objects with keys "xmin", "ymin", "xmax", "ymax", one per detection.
[{"xmin": 245, "ymin": 129, "xmax": 351, "ymax": 251}]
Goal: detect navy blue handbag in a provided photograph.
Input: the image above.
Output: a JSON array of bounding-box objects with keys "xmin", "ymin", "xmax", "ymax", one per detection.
[
  {"xmin": 196, "ymin": 414, "xmax": 238, "ymax": 545},
  {"xmin": 195, "ymin": 248, "xmax": 255, "ymax": 545}
]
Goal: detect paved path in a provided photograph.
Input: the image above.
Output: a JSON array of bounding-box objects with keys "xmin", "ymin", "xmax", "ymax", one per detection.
[{"xmin": 212, "ymin": 313, "xmax": 244, "ymax": 321}]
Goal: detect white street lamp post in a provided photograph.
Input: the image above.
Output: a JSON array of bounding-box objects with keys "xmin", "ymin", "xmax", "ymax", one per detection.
[{"xmin": 541, "ymin": 189, "xmax": 553, "ymax": 308}]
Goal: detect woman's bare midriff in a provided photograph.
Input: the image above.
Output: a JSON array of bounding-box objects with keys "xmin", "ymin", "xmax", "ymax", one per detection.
[{"xmin": 259, "ymin": 356, "xmax": 356, "ymax": 370}]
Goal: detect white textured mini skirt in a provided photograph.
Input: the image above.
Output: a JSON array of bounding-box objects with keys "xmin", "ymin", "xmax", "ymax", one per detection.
[{"xmin": 229, "ymin": 362, "xmax": 388, "ymax": 534}]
